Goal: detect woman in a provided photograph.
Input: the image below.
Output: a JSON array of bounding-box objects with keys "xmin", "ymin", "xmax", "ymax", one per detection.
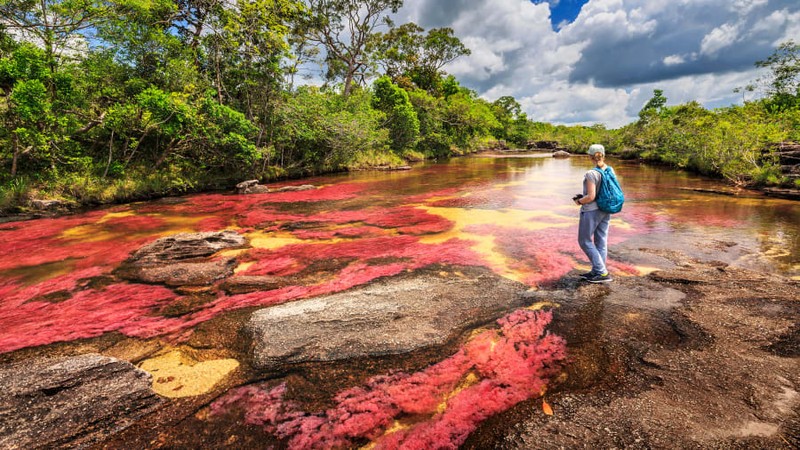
[{"xmin": 574, "ymin": 144, "xmax": 613, "ymax": 283}]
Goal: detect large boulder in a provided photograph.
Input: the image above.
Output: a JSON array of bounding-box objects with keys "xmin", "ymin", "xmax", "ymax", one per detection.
[
  {"xmin": 0, "ymin": 354, "xmax": 163, "ymax": 449},
  {"xmin": 116, "ymin": 231, "xmax": 247, "ymax": 286},
  {"xmin": 236, "ymin": 180, "xmax": 269, "ymax": 194},
  {"xmin": 246, "ymin": 266, "xmax": 529, "ymax": 371},
  {"xmin": 553, "ymin": 150, "xmax": 571, "ymax": 158}
]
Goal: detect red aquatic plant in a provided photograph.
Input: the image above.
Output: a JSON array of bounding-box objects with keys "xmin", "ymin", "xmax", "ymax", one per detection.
[
  {"xmin": 211, "ymin": 309, "xmax": 566, "ymax": 450},
  {"xmin": 0, "ymin": 281, "xmax": 180, "ymax": 353}
]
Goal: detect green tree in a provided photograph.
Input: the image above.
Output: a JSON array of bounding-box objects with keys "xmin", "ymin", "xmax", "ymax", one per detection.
[
  {"xmin": 638, "ymin": 89, "xmax": 667, "ymax": 121},
  {"xmin": 372, "ymin": 76, "xmax": 419, "ymax": 153},
  {"xmin": 0, "ymin": 0, "xmax": 110, "ymax": 89},
  {"xmin": 755, "ymin": 40, "xmax": 800, "ymax": 111},
  {"xmin": 304, "ymin": 0, "xmax": 402, "ymax": 96},
  {"xmin": 369, "ymin": 23, "xmax": 469, "ymax": 93},
  {"xmin": 273, "ymin": 86, "xmax": 388, "ymax": 172}
]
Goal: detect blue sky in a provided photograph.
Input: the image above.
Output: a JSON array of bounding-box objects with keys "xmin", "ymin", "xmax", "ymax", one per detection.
[
  {"xmin": 532, "ymin": 0, "xmax": 589, "ymax": 30},
  {"xmin": 396, "ymin": 0, "xmax": 800, "ymax": 127}
]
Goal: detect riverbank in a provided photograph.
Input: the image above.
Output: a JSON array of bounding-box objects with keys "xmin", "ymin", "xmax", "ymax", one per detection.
[
  {"xmin": 5, "ymin": 151, "xmax": 799, "ymax": 224},
  {"xmin": 468, "ymin": 245, "xmax": 800, "ymax": 449}
]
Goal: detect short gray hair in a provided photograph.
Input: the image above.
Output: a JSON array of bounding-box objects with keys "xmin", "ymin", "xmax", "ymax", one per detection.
[{"xmin": 587, "ymin": 144, "xmax": 605, "ymax": 156}]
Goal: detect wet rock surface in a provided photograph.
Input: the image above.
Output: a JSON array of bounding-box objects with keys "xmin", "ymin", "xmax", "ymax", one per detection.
[
  {"xmin": 465, "ymin": 253, "xmax": 800, "ymax": 450},
  {"xmin": 0, "ymin": 354, "xmax": 163, "ymax": 449},
  {"xmin": 247, "ymin": 266, "xmax": 529, "ymax": 370},
  {"xmin": 116, "ymin": 231, "xmax": 247, "ymax": 286},
  {"xmin": 235, "ymin": 179, "xmax": 269, "ymax": 194}
]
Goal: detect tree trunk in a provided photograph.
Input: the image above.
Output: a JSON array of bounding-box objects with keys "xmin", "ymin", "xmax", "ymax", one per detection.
[
  {"xmin": 103, "ymin": 131, "xmax": 114, "ymax": 178},
  {"xmin": 11, "ymin": 133, "xmax": 19, "ymax": 177}
]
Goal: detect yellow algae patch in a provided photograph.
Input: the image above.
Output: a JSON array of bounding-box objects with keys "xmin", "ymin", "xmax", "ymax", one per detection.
[
  {"xmin": 7, "ymin": 258, "xmax": 77, "ymax": 286},
  {"xmin": 156, "ymin": 214, "xmax": 213, "ymax": 236},
  {"xmin": 624, "ymin": 312, "xmax": 642, "ymax": 322},
  {"xmin": 635, "ymin": 265, "xmax": 661, "ymax": 276},
  {"xmin": 218, "ymin": 248, "xmax": 249, "ymax": 259},
  {"xmin": 139, "ymin": 350, "xmax": 239, "ymax": 398},
  {"xmin": 60, "ymin": 211, "xmax": 211, "ymax": 242},
  {"xmin": 247, "ymin": 231, "xmax": 309, "ymax": 249},
  {"xmin": 360, "ymin": 420, "xmax": 412, "ymax": 450},
  {"xmin": 234, "ymin": 261, "xmax": 255, "ymax": 274},
  {"xmin": 418, "ymin": 206, "xmax": 572, "ymax": 283},
  {"xmin": 610, "ymin": 216, "xmax": 635, "ymax": 231},
  {"xmin": 422, "ymin": 206, "xmax": 572, "ymax": 238},
  {"xmin": 97, "ymin": 210, "xmax": 136, "ymax": 222},
  {"xmin": 436, "ymin": 372, "xmax": 480, "ymax": 414},
  {"xmin": 526, "ymin": 301, "xmax": 560, "ymax": 311}
]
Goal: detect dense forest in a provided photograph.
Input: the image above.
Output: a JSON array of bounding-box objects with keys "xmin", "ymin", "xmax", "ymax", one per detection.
[{"xmin": 1, "ymin": 1, "xmax": 798, "ymax": 213}]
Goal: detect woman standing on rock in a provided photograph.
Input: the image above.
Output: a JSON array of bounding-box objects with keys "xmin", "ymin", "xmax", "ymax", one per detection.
[{"xmin": 574, "ymin": 144, "xmax": 613, "ymax": 283}]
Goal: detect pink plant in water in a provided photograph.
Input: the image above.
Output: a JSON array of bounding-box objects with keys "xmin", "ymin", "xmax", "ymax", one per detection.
[{"xmin": 211, "ymin": 309, "xmax": 566, "ymax": 449}]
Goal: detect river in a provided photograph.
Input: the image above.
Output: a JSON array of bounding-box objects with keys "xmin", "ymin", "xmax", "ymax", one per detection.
[{"xmin": 1, "ymin": 153, "xmax": 798, "ymax": 447}]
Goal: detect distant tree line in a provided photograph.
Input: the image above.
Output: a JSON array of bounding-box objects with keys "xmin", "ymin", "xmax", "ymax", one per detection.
[{"xmin": 612, "ymin": 41, "xmax": 800, "ymax": 187}]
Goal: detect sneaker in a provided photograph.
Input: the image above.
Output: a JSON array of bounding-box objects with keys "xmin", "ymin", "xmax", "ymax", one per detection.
[
  {"xmin": 579, "ymin": 271, "xmax": 595, "ymax": 280},
  {"xmin": 586, "ymin": 272, "xmax": 613, "ymax": 283}
]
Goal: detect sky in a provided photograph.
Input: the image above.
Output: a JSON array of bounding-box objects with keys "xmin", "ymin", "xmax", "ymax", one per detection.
[{"xmin": 393, "ymin": 0, "xmax": 800, "ymax": 128}]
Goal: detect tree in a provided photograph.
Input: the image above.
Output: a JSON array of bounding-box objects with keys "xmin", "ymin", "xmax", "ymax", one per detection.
[
  {"xmin": 639, "ymin": 89, "xmax": 666, "ymax": 116},
  {"xmin": 372, "ymin": 76, "xmax": 419, "ymax": 153},
  {"xmin": 755, "ymin": 40, "xmax": 800, "ymax": 111},
  {"xmin": 369, "ymin": 23, "xmax": 469, "ymax": 93},
  {"xmin": 0, "ymin": 0, "xmax": 110, "ymax": 88},
  {"xmin": 491, "ymin": 96, "xmax": 531, "ymax": 146},
  {"xmin": 304, "ymin": 0, "xmax": 402, "ymax": 96}
]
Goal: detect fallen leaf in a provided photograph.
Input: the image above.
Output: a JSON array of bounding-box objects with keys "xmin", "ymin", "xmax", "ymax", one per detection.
[{"xmin": 542, "ymin": 399, "xmax": 553, "ymax": 416}]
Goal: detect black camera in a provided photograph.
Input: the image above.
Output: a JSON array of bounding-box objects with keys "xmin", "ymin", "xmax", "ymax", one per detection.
[{"xmin": 572, "ymin": 194, "xmax": 584, "ymax": 201}]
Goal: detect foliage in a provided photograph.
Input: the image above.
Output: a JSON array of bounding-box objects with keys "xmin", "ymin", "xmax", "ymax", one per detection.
[
  {"xmin": 369, "ymin": 22, "xmax": 470, "ymax": 94},
  {"xmin": 526, "ymin": 121, "xmax": 611, "ymax": 153},
  {"xmin": 613, "ymin": 41, "xmax": 800, "ymax": 188},
  {"xmin": 271, "ymin": 86, "xmax": 388, "ymax": 174},
  {"xmin": 755, "ymin": 40, "xmax": 800, "ymax": 112},
  {"xmin": 304, "ymin": 0, "xmax": 402, "ymax": 96},
  {"xmin": 372, "ymin": 76, "xmax": 419, "ymax": 153}
]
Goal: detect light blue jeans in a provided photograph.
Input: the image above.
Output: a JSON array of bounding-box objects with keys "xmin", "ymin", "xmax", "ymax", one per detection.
[{"xmin": 578, "ymin": 209, "xmax": 611, "ymax": 275}]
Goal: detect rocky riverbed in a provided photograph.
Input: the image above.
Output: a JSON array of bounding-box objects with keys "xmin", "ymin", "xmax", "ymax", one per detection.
[{"xmin": 0, "ymin": 234, "xmax": 797, "ymax": 449}]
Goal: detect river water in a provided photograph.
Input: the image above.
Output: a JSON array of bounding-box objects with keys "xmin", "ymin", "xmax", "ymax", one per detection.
[
  {"xmin": 1, "ymin": 154, "xmax": 798, "ymax": 446},
  {"xmin": 1, "ymin": 154, "xmax": 798, "ymax": 353}
]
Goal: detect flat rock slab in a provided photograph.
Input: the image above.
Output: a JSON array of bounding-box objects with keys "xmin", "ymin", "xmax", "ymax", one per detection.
[
  {"xmin": 116, "ymin": 231, "xmax": 247, "ymax": 286},
  {"xmin": 126, "ymin": 231, "xmax": 247, "ymax": 264},
  {"xmin": 0, "ymin": 354, "xmax": 163, "ymax": 449},
  {"xmin": 247, "ymin": 267, "xmax": 528, "ymax": 371},
  {"xmin": 121, "ymin": 257, "xmax": 238, "ymax": 286}
]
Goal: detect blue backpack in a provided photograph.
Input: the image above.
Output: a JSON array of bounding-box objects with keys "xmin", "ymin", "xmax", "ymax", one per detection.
[{"xmin": 593, "ymin": 166, "xmax": 624, "ymax": 213}]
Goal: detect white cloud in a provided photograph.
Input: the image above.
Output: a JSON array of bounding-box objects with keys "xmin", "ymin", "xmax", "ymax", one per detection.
[
  {"xmin": 446, "ymin": 37, "xmax": 507, "ymax": 81},
  {"xmin": 777, "ymin": 10, "xmax": 800, "ymax": 45},
  {"xmin": 750, "ymin": 9, "xmax": 787, "ymax": 35},
  {"xmin": 390, "ymin": 0, "xmax": 800, "ymax": 127},
  {"xmin": 663, "ymin": 54, "xmax": 685, "ymax": 66},
  {"xmin": 731, "ymin": 0, "xmax": 768, "ymax": 16},
  {"xmin": 700, "ymin": 23, "xmax": 741, "ymax": 57},
  {"xmin": 519, "ymin": 81, "xmax": 632, "ymax": 127}
]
